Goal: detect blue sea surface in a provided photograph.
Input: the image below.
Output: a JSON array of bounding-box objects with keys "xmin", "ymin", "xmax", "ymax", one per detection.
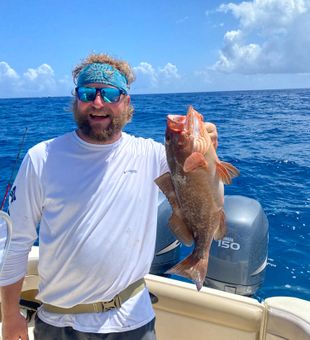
[{"xmin": 0, "ymin": 89, "xmax": 309, "ymax": 301}]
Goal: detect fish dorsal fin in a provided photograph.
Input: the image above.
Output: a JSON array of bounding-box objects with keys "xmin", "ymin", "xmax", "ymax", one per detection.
[
  {"xmin": 216, "ymin": 161, "xmax": 240, "ymax": 184},
  {"xmin": 183, "ymin": 152, "xmax": 208, "ymax": 172}
]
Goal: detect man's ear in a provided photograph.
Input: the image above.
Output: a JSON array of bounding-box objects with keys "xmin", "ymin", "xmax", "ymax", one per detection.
[{"xmin": 125, "ymin": 95, "xmax": 131, "ymax": 105}]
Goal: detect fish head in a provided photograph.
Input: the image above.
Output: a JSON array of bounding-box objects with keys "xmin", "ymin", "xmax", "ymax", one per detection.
[
  {"xmin": 185, "ymin": 106, "xmax": 204, "ymax": 139},
  {"xmin": 165, "ymin": 114, "xmax": 194, "ymax": 164},
  {"xmin": 165, "ymin": 106, "xmax": 211, "ymax": 161},
  {"xmin": 185, "ymin": 106, "xmax": 211, "ymax": 154}
]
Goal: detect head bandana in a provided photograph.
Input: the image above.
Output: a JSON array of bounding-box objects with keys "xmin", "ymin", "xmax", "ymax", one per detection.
[{"xmin": 77, "ymin": 63, "xmax": 129, "ymax": 93}]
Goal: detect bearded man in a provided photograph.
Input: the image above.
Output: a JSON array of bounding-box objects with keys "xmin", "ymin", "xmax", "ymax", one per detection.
[{"xmin": 0, "ymin": 53, "xmax": 217, "ymax": 340}]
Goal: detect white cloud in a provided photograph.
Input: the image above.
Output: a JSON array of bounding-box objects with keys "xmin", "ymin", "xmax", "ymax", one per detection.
[
  {"xmin": 219, "ymin": 0, "xmax": 307, "ymax": 30},
  {"xmin": 133, "ymin": 62, "xmax": 181, "ymax": 92},
  {"xmin": 159, "ymin": 63, "xmax": 181, "ymax": 80},
  {"xmin": 214, "ymin": 0, "xmax": 310, "ymax": 74},
  {"xmin": 133, "ymin": 62, "xmax": 158, "ymax": 87},
  {"xmin": 24, "ymin": 63, "xmax": 54, "ymax": 81},
  {"xmin": 0, "ymin": 62, "xmax": 22, "ymax": 96},
  {"xmin": 23, "ymin": 64, "xmax": 57, "ymax": 92},
  {"xmin": 0, "ymin": 62, "xmax": 71, "ymax": 98},
  {"xmin": 0, "ymin": 62, "xmax": 19, "ymax": 80},
  {"xmin": 1, "ymin": 60, "xmax": 182, "ymax": 97}
]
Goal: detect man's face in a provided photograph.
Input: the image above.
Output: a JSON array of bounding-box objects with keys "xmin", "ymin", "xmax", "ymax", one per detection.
[{"xmin": 73, "ymin": 83, "xmax": 131, "ymax": 144}]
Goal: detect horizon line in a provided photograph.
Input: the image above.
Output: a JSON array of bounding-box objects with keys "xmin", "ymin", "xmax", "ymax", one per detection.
[{"xmin": 1, "ymin": 86, "xmax": 310, "ymax": 100}]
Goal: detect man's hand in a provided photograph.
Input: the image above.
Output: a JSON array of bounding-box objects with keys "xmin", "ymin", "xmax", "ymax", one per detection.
[
  {"xmin": 205, "ymin": 122, "xmax": 218, "ymax": 150},
  {"xmin": 2, "ymin": 312, "xmax": 28, "ymax": 340},
  {"xmin": 1, "ymin": 278, "xmax": 28, "ymax": 339}
]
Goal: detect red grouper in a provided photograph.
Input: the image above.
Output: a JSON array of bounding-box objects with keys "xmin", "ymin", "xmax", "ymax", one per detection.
[{"xmin": 155, "ymin": 106, "xmax": 239, "ymax": 291}]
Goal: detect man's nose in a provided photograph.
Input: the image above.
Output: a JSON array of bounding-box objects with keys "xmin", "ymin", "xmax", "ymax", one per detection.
[{"xmin": 92, "ymin": 92, "xmax": 105, "ymax": 108}]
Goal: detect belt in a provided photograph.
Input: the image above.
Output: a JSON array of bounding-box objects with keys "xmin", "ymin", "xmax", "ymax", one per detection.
[{"xmin": 42, "ymin": 278, "xmax": 145, "ymax": 314}]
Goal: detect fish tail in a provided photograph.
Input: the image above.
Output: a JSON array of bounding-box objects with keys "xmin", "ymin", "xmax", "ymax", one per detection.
[{"xmin": 166, "ymin": 254, "xmax": 209, "ymax": 291}]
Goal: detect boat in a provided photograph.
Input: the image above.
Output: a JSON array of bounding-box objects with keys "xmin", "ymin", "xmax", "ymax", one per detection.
[
  {"xmin": 0, "ymin": 196, "xmax": 310, "ymax": 339},
  {"xmin": 4, "ymin": 245, "xmax": 310, "ymax": 340}
]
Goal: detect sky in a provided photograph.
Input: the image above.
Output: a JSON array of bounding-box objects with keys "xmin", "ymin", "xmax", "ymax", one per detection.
[{"xmin": 1, "ymin": 0, "xmax": 310, "ymax": 98}]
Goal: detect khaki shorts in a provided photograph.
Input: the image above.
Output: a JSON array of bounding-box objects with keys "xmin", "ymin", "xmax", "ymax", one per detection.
[{"xmin": 33, "ymin": 314, "xmax": 156, "ymax": 340}]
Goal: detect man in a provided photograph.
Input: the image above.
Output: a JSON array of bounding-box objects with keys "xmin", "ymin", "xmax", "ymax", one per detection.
[{"xmin": 0, "ymin": 53, "xmax": 218, "ymax": 339}]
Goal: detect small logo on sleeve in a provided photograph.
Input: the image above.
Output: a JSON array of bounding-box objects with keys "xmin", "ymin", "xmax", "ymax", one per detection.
[{"xmin": 9, "ymin": 186, "xmax": 16, "ymax": 204}]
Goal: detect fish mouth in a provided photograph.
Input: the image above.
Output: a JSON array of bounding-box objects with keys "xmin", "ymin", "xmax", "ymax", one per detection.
[{"xmin": 167, "ymin": 115, "xmax": 186, "ymax": 132}]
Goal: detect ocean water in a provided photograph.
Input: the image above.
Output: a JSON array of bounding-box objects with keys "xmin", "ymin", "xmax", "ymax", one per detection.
[{"xmin": 0, "ymin": 89, "xmax": 309, "ymax": 301}]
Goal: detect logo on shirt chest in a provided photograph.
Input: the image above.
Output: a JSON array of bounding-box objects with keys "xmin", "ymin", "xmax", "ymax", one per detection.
[{"xmin": 123, "ymin": 169, "xmax": 138, "ymax": 174}]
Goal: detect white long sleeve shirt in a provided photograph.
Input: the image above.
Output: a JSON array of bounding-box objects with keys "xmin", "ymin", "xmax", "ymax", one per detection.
[{"xmin": 0, "ymin": 131, "xmax": 168, "ymax": 333}]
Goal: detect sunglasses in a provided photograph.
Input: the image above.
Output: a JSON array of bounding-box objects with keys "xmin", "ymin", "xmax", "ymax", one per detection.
[{"xmin": 76, "ymin": 87, "xmax": 127, "ymax": 103}]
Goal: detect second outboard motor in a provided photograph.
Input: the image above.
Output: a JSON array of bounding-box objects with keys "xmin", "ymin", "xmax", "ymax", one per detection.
[
  {"xmin": 204, "ymin": 195, "xmax": 269, "ymax": 296},
  {"xmin": 150, "ymin": 192, "xmax": 181, "ymax": 275}
]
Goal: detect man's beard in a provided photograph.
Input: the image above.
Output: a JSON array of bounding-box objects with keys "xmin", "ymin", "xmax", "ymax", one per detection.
[{"xmin": 73, "ymin": 104, "xmax": 131, "ymax": 142}]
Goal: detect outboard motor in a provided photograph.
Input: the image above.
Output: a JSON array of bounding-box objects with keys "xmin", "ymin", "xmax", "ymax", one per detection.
[
  {"xmin": 150, "ymin": 192, "xmax": 181, "ymax": 275},
  {"xmin": 204, "ymin": 195, "xmax": 269, "ymax": 296},
  {"xmin": 151, "ymin": 193, "xmax": 269, "ymax": 297}
]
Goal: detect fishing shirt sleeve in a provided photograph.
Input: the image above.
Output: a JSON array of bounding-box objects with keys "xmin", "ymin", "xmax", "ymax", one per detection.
[
  {"xmin": 0, "ymin": 151, "xmax": 42, "ymax": 286},
  {"xmin": 159, "ymin": 142, "xmax": 169, "ymax": 175}
]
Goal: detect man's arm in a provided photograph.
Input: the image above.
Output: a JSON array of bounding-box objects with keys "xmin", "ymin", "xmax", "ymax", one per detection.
[{"xmin": 1, "ymin": 278, "xmax": 28, "ymax": 340}]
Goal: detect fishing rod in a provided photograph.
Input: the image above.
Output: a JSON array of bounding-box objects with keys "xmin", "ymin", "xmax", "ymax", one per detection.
[{"xmin": 1, "ymin": 127, "xmax": 28, "ymax": 211}]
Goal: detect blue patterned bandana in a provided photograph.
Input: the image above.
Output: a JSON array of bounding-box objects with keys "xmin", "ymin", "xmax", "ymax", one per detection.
[{"xmin": 77, "ymin": 63, "xmax": 129, "ymax": 93}]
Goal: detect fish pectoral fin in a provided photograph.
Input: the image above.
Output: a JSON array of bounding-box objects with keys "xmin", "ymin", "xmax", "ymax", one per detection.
[
  {"xmin": 183, "ymin": 152, "xmax": 208, "ymax": 172},
  {"xmin": 169, "ymin": 212, "xmax": 194, "ymax": 246},
  {"xmin": 221, "ymin": 161, "xmax": 240, "ymax": 178},
  {"xmin": 214, "ymin": 209, "xmax": 227, "ymax": 240},
  {"xmin": 216, "ymin": 161, "xmax": 240, "ymax": 184}
]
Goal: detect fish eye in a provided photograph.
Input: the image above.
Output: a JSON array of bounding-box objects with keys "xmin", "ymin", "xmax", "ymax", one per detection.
[{"xmin": 166, "ymin": 134, "xmax": 171, "ymax": 144}]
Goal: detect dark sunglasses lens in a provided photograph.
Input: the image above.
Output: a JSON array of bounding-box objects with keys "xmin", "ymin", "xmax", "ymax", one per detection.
[
  {"xmin": 100, "ymin": 88, "xmax": 122, "ymax": 103},
  {"xmin": 77, "ymin": 87, "xmax": 96, "ymax": 102}
]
